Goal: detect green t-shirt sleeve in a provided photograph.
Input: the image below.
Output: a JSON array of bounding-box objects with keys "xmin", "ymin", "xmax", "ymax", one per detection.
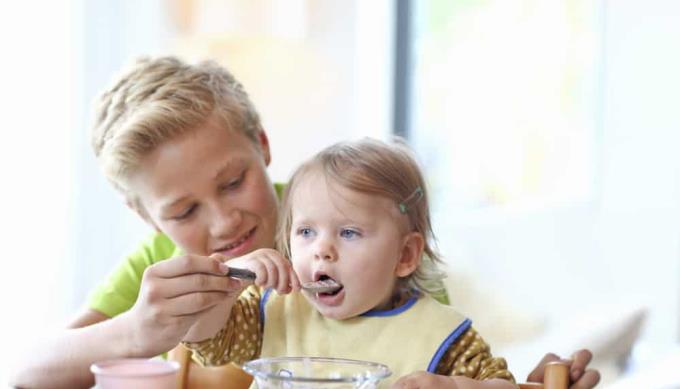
[
  {"xmin": 274, "ymin": 182, "xmax": 286, "ymax": 199},
  {"xmin": 87, "ymin": 232, "xmax": 178, "ymax": 318},
  {"xmin": 430, "ymin": 283, "xmax": 450, "ymax": 305}
]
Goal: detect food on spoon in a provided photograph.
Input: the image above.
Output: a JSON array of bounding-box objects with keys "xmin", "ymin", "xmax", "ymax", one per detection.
[{"xmin": 302, "ymin": 278, "xmax": 342, "ymax": 294}]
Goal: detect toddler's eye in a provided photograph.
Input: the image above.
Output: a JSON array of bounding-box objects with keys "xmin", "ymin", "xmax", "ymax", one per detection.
[
  {"xmin": 297, "ymin": 227, "xmax": 314, "ymax": 238},
  {"xmin": 340, "ymin": 228, "xmax": 360, "ymax": 239}
]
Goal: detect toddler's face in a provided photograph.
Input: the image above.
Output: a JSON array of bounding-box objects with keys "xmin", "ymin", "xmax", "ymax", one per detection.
[
  {"xmin": 128, "ymin": 117, "xmax": 279, "ymax": 260},
  {"xmin": 289, "ymin": 171, "xmax": 411, "ymax": 320}
]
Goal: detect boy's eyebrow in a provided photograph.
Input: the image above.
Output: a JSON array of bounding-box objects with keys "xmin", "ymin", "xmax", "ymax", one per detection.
[
  {"xmin": 212, "ymin": 158, "xmax": 246, "ymax": 180},
  {"xmin": 160, "ymin": 195, "xmax": 191, "ymax": 212}
]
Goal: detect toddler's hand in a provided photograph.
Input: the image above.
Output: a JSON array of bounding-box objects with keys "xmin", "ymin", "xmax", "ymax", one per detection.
[
  {"xmin": 526, "ymin": 350, "xmax": 601, "ymax": 389},
  {"xmin": 220, "ymin": 248, "xmax": 300, "ymax": 294}
]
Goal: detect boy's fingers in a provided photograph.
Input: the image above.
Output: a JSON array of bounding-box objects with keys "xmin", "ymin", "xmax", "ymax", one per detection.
[
  {"xmin": 570, "ymin": 369, "xmax": 600, "ymax": 389},
  {"xmin": 166, "ymin": 291, "xmax": 234, "ymax": 316},
  {"xmin": 150, "ymin": 255, "xmax": 224, "ymax": 278},
  {"xmin": 162, "ymin": 273, "xmax": 242, "ymax": 298}
]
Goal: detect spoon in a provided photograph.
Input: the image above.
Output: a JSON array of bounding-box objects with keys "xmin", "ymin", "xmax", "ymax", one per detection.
[
  {"xmin": 301, "ymin": 279, "xmax": 343, "ymax": 294},
  {"xmin": 226, "ymin": 268, "xmax": 342, "ymax": 293}
]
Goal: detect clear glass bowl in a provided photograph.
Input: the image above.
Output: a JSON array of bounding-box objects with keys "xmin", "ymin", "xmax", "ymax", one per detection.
[{"xmin": 243, "ymin": 356, "xmax": 392, "ymax": 389}]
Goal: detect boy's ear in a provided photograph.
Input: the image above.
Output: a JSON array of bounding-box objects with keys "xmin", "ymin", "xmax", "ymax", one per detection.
[
  {"xmin": 256, "ymin": 129, "xmax": 271, "ymax": 166},
  {"xmin": 126, "ymin": 198, "xmax": 161, "ymax": 232},
  {"xmin": 395, "ymin": 232, "xmax": 424, "ymax": 277}
]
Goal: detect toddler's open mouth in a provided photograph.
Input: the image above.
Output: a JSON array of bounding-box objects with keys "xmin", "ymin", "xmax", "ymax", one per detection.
[{"xmin": 302, "ymin": 275, "xmax": 343, "ymax": 295}]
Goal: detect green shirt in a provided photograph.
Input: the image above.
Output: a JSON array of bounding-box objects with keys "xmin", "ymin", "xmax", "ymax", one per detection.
[{"xmin": 87, "ymin": 182, "xmax": 448, "ymax": 317}]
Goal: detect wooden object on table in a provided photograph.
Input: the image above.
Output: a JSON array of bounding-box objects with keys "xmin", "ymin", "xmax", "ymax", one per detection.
[
  {"xmin": 517, "ymin": 361, "xmax": 570, "ymax": 389},
  {"xmin": 544, "ymin": 361, "xmax": 570, "ymax": 389},
  {"xmin": 167, "ymin": 344, "xmax": 253, "ymax": 389},
  {"xmin": 518, "ymin": 383, "xmax": 544, "ymax": 389}
]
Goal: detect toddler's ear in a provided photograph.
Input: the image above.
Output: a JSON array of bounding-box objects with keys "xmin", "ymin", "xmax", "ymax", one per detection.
[{"xmin": 395, "ymin": 232, "xmax": 424, "ymax": 277}]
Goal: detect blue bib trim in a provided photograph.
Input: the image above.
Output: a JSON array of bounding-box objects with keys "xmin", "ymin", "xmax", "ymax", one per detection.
[
  {"xmin": 260, "ymin": 288, "xmax": 273, "ymax": 325},
  {"xmin": 361, "ymin": 293, "xmax": 420, "ymax": 317},
  {"xmin": 426, "ymin": 318, "xmax": 473, "ymax": 372}
]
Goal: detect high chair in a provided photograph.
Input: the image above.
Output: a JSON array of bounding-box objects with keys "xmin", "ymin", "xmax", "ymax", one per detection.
[{"xmin": 168, "ymin": 344, "xmax": 253, "ymax": 389}]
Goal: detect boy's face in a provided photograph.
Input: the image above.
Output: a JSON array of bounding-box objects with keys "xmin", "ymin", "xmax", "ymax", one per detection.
[
  {"xmin": 128, "ymin": 118, "xmax": 279, "ymax": 259},
  {"xmin": 289, "ymin": 171, "xmax": 413, "ymax": 320}
]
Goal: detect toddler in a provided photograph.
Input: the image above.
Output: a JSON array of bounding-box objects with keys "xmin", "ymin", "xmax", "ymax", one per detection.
[{"xmin": 184, "ymin": 138, "xmax": 516, "ymax": 388}]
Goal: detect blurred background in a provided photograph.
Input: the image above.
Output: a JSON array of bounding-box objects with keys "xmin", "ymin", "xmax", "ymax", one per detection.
[{"xmin": 1, "ymin": 0, "xmax": 679, "ymax": 387}]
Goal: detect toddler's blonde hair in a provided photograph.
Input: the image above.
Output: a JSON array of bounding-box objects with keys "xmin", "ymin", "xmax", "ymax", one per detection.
[
  {"xmin": 277, "ymin": 138, "xmax": 446, "ymax": 295},
  {"xmin": 91, "ymin": 56, "xmax": 262, "ymax": 200}
]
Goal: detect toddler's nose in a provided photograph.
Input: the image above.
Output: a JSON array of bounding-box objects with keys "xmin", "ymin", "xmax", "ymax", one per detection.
[{"xmin": 314, "ymin": 238, "xmax": 338, "ymax": 262}]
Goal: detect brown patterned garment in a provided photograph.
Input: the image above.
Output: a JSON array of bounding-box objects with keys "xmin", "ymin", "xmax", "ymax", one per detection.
[{"xmin": 185, "ymin": 286, "xmax": 515, "ymax": 383}]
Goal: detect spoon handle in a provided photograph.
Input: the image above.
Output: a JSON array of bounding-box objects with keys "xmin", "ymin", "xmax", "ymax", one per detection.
[{"xmin": 226, "ymin": 267, "xmax": 257, "ymax": 281}]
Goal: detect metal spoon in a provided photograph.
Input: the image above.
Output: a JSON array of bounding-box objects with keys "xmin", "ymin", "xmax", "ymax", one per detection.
[
  {"xmin": 301, "ymin": 279, "xmax": 343, "ymax": 294},
  {"xmin": 226, "ymin": 268, "xmax": 342, "ymax": 293}
]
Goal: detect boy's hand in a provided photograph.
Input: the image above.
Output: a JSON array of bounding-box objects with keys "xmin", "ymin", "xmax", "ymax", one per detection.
[
  {"xmin": 122, "ymin": 254, "xmax": 242, "ymax": 355},
  {"xmin": 526, "ymin": 350, "xmax": 601, "ymax": 389},
  {"xmin": 222, "ymin": 248, "xmax": 300, "ymax": 294},
  {"xmin": 391, "ymin": 372, "xmax": 515, "ymax": 389}
]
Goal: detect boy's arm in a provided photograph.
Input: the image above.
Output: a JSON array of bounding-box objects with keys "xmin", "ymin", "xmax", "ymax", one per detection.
[
  {"xmin": 10, "ymin": 310, "xmax": 142, "ymax": 389},
  {"xmin": 10, "ymin": 255, "xmax": 241, "ymax": 389}
]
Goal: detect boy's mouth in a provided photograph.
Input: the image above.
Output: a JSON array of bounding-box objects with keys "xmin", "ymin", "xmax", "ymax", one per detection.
[{"xmin": 214, "ymin": 227, "xmax": 256, "ymax": 255}]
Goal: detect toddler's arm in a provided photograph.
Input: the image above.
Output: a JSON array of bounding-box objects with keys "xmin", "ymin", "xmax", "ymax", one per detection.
[
  {"xmin": 435, "ymin": 327, "xmax": 515, "ymax": 381},
  {"xmin": 391, "ymin": 372, "xmax": 516, "ymax": 388}
]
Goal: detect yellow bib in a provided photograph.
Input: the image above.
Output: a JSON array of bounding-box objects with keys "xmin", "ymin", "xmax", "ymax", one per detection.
[{"xmin": 259, "ymin": 290, "xmax": 470, "ymax": 387}]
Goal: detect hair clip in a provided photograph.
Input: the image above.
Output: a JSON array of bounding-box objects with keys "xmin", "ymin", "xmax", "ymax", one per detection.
[{"xmin": 399, "ymin": 186, "xmax": 423, "ymax": 213}]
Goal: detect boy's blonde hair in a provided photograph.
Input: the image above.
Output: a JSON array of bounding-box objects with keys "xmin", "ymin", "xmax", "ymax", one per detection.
[
  {"xmin": 91, "ymin": 56, "xmax": 262, "ymax": 198},
  {"xmin": 277, "ymin": 138, "xmax": 446, "ymax": 295}
]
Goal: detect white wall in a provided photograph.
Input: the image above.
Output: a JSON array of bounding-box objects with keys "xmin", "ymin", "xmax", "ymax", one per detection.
[
  {"xmin": 0, "ymin": 1, "xmax": 76, "ymax": 384},
  {"xmin": 433, "ymin": 0, "xmax": 680, "ymax": 351},
  {"xmin": 599, "ymin": 0, "xmax": 680, "ymax": 344},
  {"xmin": 67, "ymin": 0, "xmax": 171, "ymax": 313}
]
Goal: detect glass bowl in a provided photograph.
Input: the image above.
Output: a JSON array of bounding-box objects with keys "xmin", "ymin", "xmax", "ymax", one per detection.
[{"xmin": 243, "ymin": 356, "xmax": 392, "ymax": 389}]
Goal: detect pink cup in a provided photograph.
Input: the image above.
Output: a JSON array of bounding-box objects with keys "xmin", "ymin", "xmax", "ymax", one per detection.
[{"xmin": 90, "ymin": 358, "xmax": 179, "ymax": 389}]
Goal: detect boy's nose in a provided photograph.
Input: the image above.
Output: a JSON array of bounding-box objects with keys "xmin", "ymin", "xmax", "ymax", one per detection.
[{"xmin": 209, "ymin": 204, "xmax": 242, "ymax": 238}]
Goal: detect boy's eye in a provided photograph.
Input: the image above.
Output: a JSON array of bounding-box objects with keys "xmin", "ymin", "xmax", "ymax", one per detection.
[
  {"xmin": 340, "ymin": 228, "xmax": 360, "ymax": 239},
  {"xmin": 220, "ymin": 171, "xmax": 245, "ymax": 192},
  {"xmin": 172, "ymin": 204, "xmax": 197, "ymax": 221}
]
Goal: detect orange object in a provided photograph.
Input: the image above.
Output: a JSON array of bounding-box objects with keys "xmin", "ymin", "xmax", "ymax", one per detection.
[
  {"xmin": 518, "ymin": 383, "xmax": 544, "ymax": 389},
  {"xmin": 544, "ymin": 361, "xmax": 570, "ymax": 389},
  {"xmin": 167, "ymin": 344, "xmax": 253, "ymax": 389},
  {"xmin": 517, "ymin": 361, "xmax": 569, "ymax": 389}
]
